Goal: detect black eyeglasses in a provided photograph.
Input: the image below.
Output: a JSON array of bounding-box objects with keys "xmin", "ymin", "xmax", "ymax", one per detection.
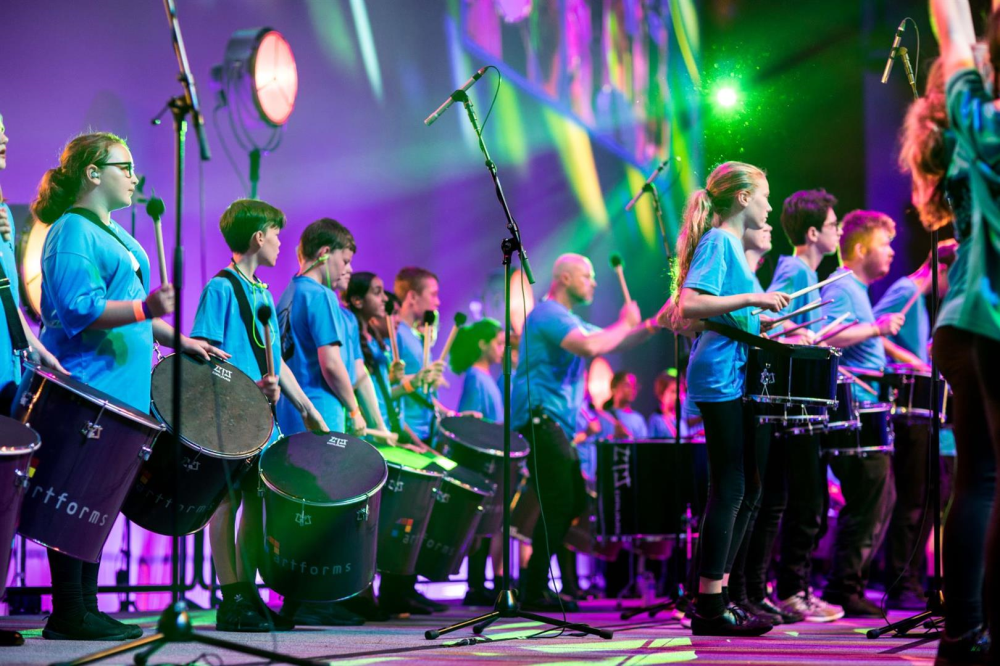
[{"xmin": 99, "ymin": 162, "xmax": 136, "ymax": 178}]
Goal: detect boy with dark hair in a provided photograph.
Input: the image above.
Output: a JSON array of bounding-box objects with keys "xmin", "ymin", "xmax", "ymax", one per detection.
[
  {"xmin": 193, "ymin": 199, "xmax": 327, "ymax": 632},
  {"xmin": 393, "ymin": 267, "xmax": 445, "ymax": 443}
]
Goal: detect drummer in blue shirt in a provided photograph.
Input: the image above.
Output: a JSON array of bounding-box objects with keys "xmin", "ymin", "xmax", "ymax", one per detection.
[
  {"xmin": 597, "ymin": 371, "xmax": 648, "ymax": 440},
  {"xmin": 31, "ymin": 132, "xmax": 221, "ymax": 642},
  {"xmin": 818, "ymin": 210, "xmax": 902, "ymax": 617},
  {"xmin": 192, "ymin": 199, "xmax": 326, "ymax": 633}
]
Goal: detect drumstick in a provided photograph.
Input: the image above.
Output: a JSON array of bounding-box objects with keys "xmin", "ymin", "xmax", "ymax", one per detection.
[
  {"xmin": 257, "ymin": 305, "xmax": 276, "ymax": 377},
  {"xmin": 384, "ymin": 299, "xmax": 400, "ymax": 363},
  {"xmin": 769, "ymin": 315, "xmax": 827, "ymax": 339},
  {"xmin": 438, "ymin": 312, "xmax": 468, "ymax": 363},
  {"xmin": 815, "ymin": 312, "xmax": 851, "ymax": 339},
  {"xmin": 146, "ymin": 196, "xmax": 169, "ymax": 285},
  {"xmin": 815, "ymin": 319, "xmax": 860, "ymax": 345},
  {"xmin": 899, "ymin": 289, "xmax": 923, "ymax": 317},
  {"xmin": 765, "ymin": 299, "xmax": 832, "ymax": 328},
  {"xmin": 751, "ymin": 269, "xmax": 853, "ymax": 315},
  {"xmin": 421, "ymin": 310, "xmax": 436, "ymax": 368},
  {"xmin": 609, "ymin": 253, "xmax": 632, "ymax": 303},
  {"xmin": 837, "ymin": 366, "xmax": 877, "ymax": 399}
]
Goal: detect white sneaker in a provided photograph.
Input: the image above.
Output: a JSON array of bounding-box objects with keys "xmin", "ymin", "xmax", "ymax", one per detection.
[{"xmin": 777, "ymin": 589, "xmax": 845, "ymax": 623}]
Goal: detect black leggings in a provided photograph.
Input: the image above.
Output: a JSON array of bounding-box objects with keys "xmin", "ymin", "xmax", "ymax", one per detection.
[
  {"xmin": 934, "ymin": 326, "xmax": 1000, "ymax": 637},
  {"xmin": 696, "ymin": 399, "xmax": 767, "ymax": 581},
  {"xmin": 47, "ymin": 549, "xmax": 101, "ymax": 620}
]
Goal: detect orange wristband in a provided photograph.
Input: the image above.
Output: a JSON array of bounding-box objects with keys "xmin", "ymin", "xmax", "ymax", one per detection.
[{"xmin": 133, "ymin": 301, "xmax": 146, "ymax": 322}]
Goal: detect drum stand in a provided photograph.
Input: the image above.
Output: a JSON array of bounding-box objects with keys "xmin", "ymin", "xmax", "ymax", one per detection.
[{"xmin": 426, "ymin": 88, "xmax": 610, "ymax": 642}]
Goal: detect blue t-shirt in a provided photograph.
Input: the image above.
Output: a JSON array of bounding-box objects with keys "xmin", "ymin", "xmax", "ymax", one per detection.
[
  {"xmin": 191, "ymin": 266, "xmax": 281, "ymax": 440},
  {"xmin": 648, "ymin": 411, "xmax": 695, "ymax": 438},
  {"xmin": 397, "ymin": 321, "xmax": 436, "ymax": 440},
  {"xmin": 769, "ymin": 254, "xmax": 822, "ymax": 332},
  {"xmin": 684, "ymin": 228, "xmax": 761, "ymax": 403},
  {"xmin": 510, "ymin": 299, "xmax": 597, "ymax": 437},
  {"xmin": 39, "ymin": 210, "xmax": 153, "ymax": 412},
  {"xmin": 273, "ymin": 275, "xmax": 346, "ymax": 434},
  {"xmin": 822, "ymin": 267, "xmax": 884, "ymax": 401},
  {"xmin": 0, "ymin": 203, "xmax": 22, "ymax": 393},
  {"xmin": 598, "ymin": 408, "xmax": 648, "ymax": 440},
  {"xmin": 458, "ymin": 366, "xmax": 504, "ymax": 424},
  {"xmin": 873, "ymin": 276, "xmax": 929, "ymax": 363},
  {"xmin": 366, "ymin": 335, "xmax": 401, "ymax": 427}
]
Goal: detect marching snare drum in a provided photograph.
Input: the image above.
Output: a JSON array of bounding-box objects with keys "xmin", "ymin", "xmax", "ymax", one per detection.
[
  {"xmin": 415, "ymin": 465, "xmax": 492, "ymax": 581},
  {"xmin": 784, "ymin": 375, "xmax": 859, "ymax": 436},
  {"xmin": 821, "ymin": 402, "xmax": 894, "ymax": 456},
  {"xmin": 259, "ymin": 431, "xmax": 387, "ymax": 602},
  {"xmin": 744, "ymin": 345, "xmax": 840, "ymax": 426},
  {"xmin": 0, "ymin": 417, "xmax": 41, "ymax": 598},
  {"xmin": 882, "ymin": 364, "xmax": 951, "ymax": 422},
  {"xmin": 13, "ymin": 363, "xmax": 164, "ymax": 562},
  {"xmin": 122, "ymin": 354, "xmax": 273, "ymax": 536}
]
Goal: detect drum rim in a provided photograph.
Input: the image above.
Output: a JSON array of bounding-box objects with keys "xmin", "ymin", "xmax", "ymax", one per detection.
[
  {"xmin": 758, "ymin": 413, "xmax": 829, "ymax": 424},
  {"xmin": 440, "ymin": 472, "xmax": 493, "ymax": 497},
  {"xmin": 384, "ymin": 458, "xmax": 445, "ymax": 479},
  {"xmin": 858, "ymin": 402, "xmax": 893, "ymax": 413},
  {"xmin": 260, "ymin": 458, "xmax": 388, "ymax": 507},
  {"xmin": 22, "ymin": 362, "xmax": 165, "ymax": 431},
  {"xmin": 746, "ymin": 395, "xmax": 837, "ymax": 406},
  {"xmin": 752, "ymin": 343, "xmax": 843, "ymax": 358},
  {"xmin": 151, "ymin": 354, "xmax": 274, "ymax": 459},
  {"xmin": 436, "ymin": 417, "xmax": 530, "ymax": 459},
  {"xmin": 824, "ymin": 446, "xmax": 894, "ymax": 456},
  {"xmin": 0, "ymin": 418, "xmax": 42, "ymax": 455}
]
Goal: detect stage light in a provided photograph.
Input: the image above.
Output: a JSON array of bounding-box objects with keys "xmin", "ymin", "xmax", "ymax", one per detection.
[{"xmin": 715, "ymin": 85, "xmax": 739, "ymax": 109}]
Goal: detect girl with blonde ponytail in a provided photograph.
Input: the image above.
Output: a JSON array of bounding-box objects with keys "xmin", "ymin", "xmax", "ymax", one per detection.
[{"xmin": 673, "ymin": 161, "xmax": 791, "ymax": 637}]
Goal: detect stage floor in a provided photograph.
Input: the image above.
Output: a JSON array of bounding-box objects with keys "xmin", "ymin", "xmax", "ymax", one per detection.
[{"xmin": 0, "ymin": 600, "xmax": 941, "ymax": 665}]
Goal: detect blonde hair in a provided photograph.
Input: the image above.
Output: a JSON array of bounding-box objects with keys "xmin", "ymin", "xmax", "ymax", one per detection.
[
  {"xmin": 839, "ymin": 210, "xmax": 896, "ymax": 261},
  {"xmin": 670, "ymin": 161, "xmax": 766, "ymax": 296},
  {"xmin": 898, "ymin": 58, "xmax": 951, "ymax": 231}
]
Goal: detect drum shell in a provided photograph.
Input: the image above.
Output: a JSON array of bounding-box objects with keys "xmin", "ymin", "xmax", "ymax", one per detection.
[
  {"xmin": 744, "ymin": 345, "xmax": 840, "ymax": 410},
  {"xmin": 822, "ymin": 403, "xmax": 894, "ymax": 456},
  {"xmin": 376, "ymin": 462, "xmax": 441, "ymax": 576},
  {"xmin": 0, "ymin": 418, "xmax": 41, "ymax": 598},
  {"xmin": 883, "ymin": 367, "xmax": 950, "ymax": 422},
  {"xmin": 510, "ymin": 471, "xmax": 539, "ymax": 543},
  {"xmin": 260, "ymin": 484, "xmax": 382, "ymax": 602},
  {"xmin": 415, "ymin": 475, "xmax": 487, "ymax": 581},
  {"xmin": 13, "ymin": 367, "xmax": 162, "ymax": 562}
]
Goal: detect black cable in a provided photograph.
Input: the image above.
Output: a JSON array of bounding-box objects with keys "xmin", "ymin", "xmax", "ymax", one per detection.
[
  {"xmin": 213, "ymin": 103, "xmax": 251, "ymax": 196},
  {"xmin": 479, "ymin": 66, "xmax": 502, "ymax": 134}
]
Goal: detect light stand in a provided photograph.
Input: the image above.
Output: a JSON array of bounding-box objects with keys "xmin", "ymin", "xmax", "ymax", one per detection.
[
  {"xmin": 425, "ymin": 87, "xmax": 611, "ymax": 641},
  {"xmin": 868, "ymin": 47, "xmax": 945, "ymax": 639}
]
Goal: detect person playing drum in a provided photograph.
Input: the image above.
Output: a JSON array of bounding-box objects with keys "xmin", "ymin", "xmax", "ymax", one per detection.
[
  {"xmin": 818, "ymin": 210, "xmax": 901, "ymax": 618},
  {"xmin": 31, "ymin": 132, "xmax": 222, "ymax": 641},
  {"xmin": 597, "ymin": 371, "xmax": 648, "ymax": 440},
  {"xmin": 191, "ymin": 199, "xmax": 326, "ymax": 633}
]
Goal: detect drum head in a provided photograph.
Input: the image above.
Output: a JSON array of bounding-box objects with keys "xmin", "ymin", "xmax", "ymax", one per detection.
[
  {"xmin": 22, "ymin": 363, "xmax": 163, "ymax": 430},
  {"xmin": 438, "ymin": 416, "xmax": 529, "ymax": 458},
  {"xmin": 261, "ymin": 431, "xmax": 387, "ymax": 506},
  {"xmin": 442, "ymin": 465, "xmax": 494, "ymax": 497},
  {"xmin": 374, "ymin": 443, "xmax": 445, "ymax": 477},
  {"xmin": 0, "ymin": 415, "xmax": 41, "ymax": 454},
  {"xmin": 151, "ymin": 354, "xmax": 273, "ymax": 458}
]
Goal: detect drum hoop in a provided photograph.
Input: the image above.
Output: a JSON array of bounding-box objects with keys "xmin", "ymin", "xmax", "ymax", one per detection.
[
  {"xmin": 821, "ymin": 419, "xmax": 861, "ymax": 432},
  {"xmin": 441, "ymin": 473, "xmax": 492, "ymax": 497},
  {"xmin": 259, "ymin": 459, "xmax": 388, "ymax": 508},
  {"xmin": 385, "ymin": 459, "xmax": 445, "ymax": 479},
  {"xmin": 746, "ymin": 395, "xmax": 837, "ymax": 406},
  {"xmin": 0, "ymin": 421, "xmax": 42, "ymax": 455},
  {"xmin": 149, "ymin": 401, "xmax": 270, "ymax": 460},
  {"xmin": 758, "ymin": 413, "xmax": 829, "ymax": 423},
  {"xmin": 436, "ymin": 420, "xmax": 530, "ymax": 459},
  {"xmin": 858, "ymin": 403, "xmax": 893, "ymax": 413},
  {"xmin": 24, "ymin": 363, "xmax": 165, "ymax": 432},
  {"xmin": 825, "ymin": 446, "xmax": 894, "ymax": 456}
]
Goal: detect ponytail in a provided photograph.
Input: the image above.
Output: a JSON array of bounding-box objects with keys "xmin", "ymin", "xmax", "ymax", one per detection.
[{"xmin": 31, "ymin": 132, "xmax": 127, "ymax": 224}]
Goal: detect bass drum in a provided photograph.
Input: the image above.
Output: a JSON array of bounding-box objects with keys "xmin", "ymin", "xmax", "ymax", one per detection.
[
  {"xmin": 0, "ymin": 417, "xmax": 41, "ymax": 599},
  {"xmin": 259, "ymin": 431, "xmax": 387, "ymax": 602},
  {"xmin": 13, "ymin": 364, "xmax": 164, "ymax": 562},
  {"xmin": 122, "ymin": 354, "xmax": 273, "ymax": 535}
]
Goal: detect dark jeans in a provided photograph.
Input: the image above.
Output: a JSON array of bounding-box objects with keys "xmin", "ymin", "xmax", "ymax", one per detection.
[
  {"xmin": 730, "ymin": 430, "xmax": 827, "ymax": 602},
  {"xmin": 695, "ymin": 399, "xmax": 767, "ymax": 581},
  {"xmin": 519, "ymin": 412, "xmax": 586, "ymax": 597},
  {"xmin": 885, "ymin": 420, "xmax": 934, "ymax": 594},
  {"xmin": 934, "ymin": 326, "xmax": 1000, "ymax": 637},
  {"xmin": 826, "ymin": 451, "xmax": 895, "ymax": 599}
]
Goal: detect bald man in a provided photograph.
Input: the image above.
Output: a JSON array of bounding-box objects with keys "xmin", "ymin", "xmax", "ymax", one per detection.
[{"xmin": 510, "ymin": 253, "xmax": 657, "ymax": 611}]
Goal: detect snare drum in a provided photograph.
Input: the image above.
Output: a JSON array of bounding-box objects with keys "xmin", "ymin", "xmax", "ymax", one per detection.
[
  {"xmin": 435, "ymin": 416, "xmax": 529, "ymax": 537},
  {"xmin": 882, "ymin": 364, "xmax": 950, "ymax": 422},
  {"xmin": 0, "ymin": 417, "xmax": 41, "ymax": 598},
  {"xmin": 415, "ymin": 465, "xmax": 492, "ymax": 581},
  {"xmin": 786, "ymin": 376, "xmax": 859, "ymax": 436},
  {"xmin": 259, "ymin": 431, "xmax": 387, "ymax": 602},
  {"xmin": 122, "ymin": 354, "xmax": 273, "ymax": 536},
  {"xmin": 821, "ymin": 403, "xmax": 894, "ymax": 456},
  {"xmin": 371, "ymin": 443, "xmax": 444, "ymax": 576},
  {"xmin": 13, "ymin": 364, "xmax": 164, "ymax": 562},
  {"xmin": 745, "ymin": 345, "xmax": 840, "ymax": 425}
]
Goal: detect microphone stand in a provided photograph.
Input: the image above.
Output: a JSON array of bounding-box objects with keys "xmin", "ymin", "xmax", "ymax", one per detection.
[
  {"xmin": 59, "ymin": 4, "xmax": 314, "ymax": 665},
  {"xmin": 426, "ymin": 88, "xmax": 611, "ymax": 642},
  {"xmin": 868, "ymin": 46, "xmax": 945, "ymax": 640}
]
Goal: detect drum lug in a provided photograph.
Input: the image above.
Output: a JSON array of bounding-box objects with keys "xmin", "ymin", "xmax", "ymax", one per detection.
[
  {"xmin": 81, "ymin": 422, "xmax": 103, "ymax": 439},
  {"xmin": 357, "ymin": 502, "xmax": 370, "ymax": 522},
  {"xmin": 138, "ymin": 443, "xmax": 152, "ymax": 461},
  {"xmin": 13, "ymin": 468, "xmax": 29, "ymax": 490},
  {"xmin": 19, "ymin": 391, "xmax": 35, "ymax": 408}
]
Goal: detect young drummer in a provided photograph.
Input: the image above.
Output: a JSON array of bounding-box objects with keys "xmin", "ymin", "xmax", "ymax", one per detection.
[{"xmin": 192, "ymin": 199, "xmax": 326, "ymax": 632}]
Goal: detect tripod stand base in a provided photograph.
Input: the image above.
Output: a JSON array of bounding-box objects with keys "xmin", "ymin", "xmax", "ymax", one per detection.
[
  {"xmin": 425, "ymin": 589, "xmax": 613, "ymax": 641},
  {"xmin": 866, "ymin": 590, "xmax": 945, "ymax": 639},
  {"xmin": 53, "ymin": 601, "xmax": 320, "ymax": 666}
]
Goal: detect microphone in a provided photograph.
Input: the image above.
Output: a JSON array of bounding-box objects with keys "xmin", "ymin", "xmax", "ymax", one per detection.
[
  {"xmin": 625, "ymin": 156, "xmax": 681, "ymax": 211},
  {"xmin": 257, "ymin": 304, "xmax": 276, "ymax": 377},
  {"xmin": 881, "ymin": 19, "xmax": 906, "ymax": 85},
  {"xmin": 146, "ymin": 195, "xmax": 169, "ymax": 285},
  {"xmin": 424, "ymin": 66, "xmax": 489, "ymax": 126}
]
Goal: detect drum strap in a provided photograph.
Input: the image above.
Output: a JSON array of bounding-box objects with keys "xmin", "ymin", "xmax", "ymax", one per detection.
[
  {"xmin": 0, "ymin": 255, "xmax": 28, "ymax": 352},
  {"xmin": 215, "ymin": 270, "xmax": 269, "ymax": 378},
  {"xmin": 702, "ymin": 320, "xmax": 790, "ymax": 354},
  {"xmin": 68, "ymin": 207, "xmax": 143, "ymax": 285}
]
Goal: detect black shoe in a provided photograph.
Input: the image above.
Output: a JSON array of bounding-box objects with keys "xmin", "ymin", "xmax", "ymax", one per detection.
[
  {"xmin": 825, "ymin": 594, "xmax": 883, "ymax": 619},
  {"xmin": 935, "ymin": 625, "xmax": 991, "ymax": 665},
  {"xmin": 520, "ymin": 590, "xmax": 580, "ymax": 613},
  {"xmin": 284, "ymin": 601, "xmax": 365, "ymax": 626},
  {"xmin": 887, "ymin": 589, "xmax": 927, "ymax": 611},
  {"xmin": 94, "ymin": 612, "xmax": 143, "ymax": 639},
  {"xmin": 0, "ymin": 629, "xmax": 25, "ymax": 646},
  {"xmin": 379, "ymin": 594, "xmax": 433, "ymax": 616},
  {"xmin": 257, "ymin": 602, "xmax": 295, "ymax": 631},
  {"xmin": 735, "ymin": 601, "xmax": 781, "ymax": 626},
  {"xmin": 463, "ymin": 587, "xmax": 497, "ymax": 607},
  {"xmin": 215, "ymin": 597, "xmax": 271, "ymax": 632},
  {"xmin": 690, "ymin": 607, "xmax": 773, "ymax": 637},
  {"xmin": 339, "ymin": 593, "xmax": 391, "ymax": 622},
  {"xmin": 408, "ymin": 589, "xmax": 447, "ymax": 613},
  {"xmin": 750, "ymin": 597, "xmax": 804, "ymax": 624},
  {"xmin": 43, "ymin": 612, "xmax": 132, "ymax": 641}
]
